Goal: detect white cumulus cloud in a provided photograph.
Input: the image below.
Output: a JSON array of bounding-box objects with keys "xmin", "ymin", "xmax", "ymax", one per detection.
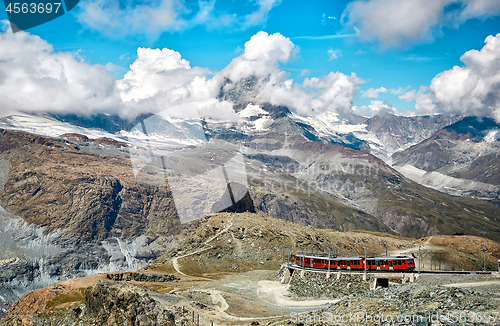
[
  {"xmin": 0, "ymin": 22, "xmax": 119, "ymax": 116},
  {"xmin": 0, "ymin": 27, "xmax": 364, "ymax": 122},
  {"xmin": 399, "ymin": 89, "xmax": 416, "ymax": 102},
  {"xmin": 117, "ymin": 46, "xmax": 238, "ymax": 120},
  {"xmin": 342, "ymin": 0, "xmax": 500, "ymax": 48},
  {"xmin": 352, "ymin": 100, "xmax": 396, "ymax": 117},
  {"xmin": 218, "ymin": 31, "xmax": 296, "ymax": 83},
  {"xmin": 328, "ymin": 48, "xmax": 342, "ymax": 60},
  {"xmin": 216, "ymin": 32, "xmax": 363, "ymax": 119},
  {"xmin": 76, "ymin": 0, "xmax": 282, "ymax": 40},
  {"xmin": 362, "ymin": 87, "xmax": 387, "ymax": 98},
  {"xmin": 415, "ymin": 33, "xmax": 500, "ymax": 120}
]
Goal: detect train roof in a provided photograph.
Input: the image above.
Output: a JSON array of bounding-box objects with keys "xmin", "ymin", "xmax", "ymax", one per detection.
[
  {"xmin": 368, "ymin": 256, "xmax": 413, "ymax": 259},
  {"xmin": 295, "ymin": 254, "xmax": 334, "ymax": 259},
  {"xmin": 295, "ymin": 254, "xmax": 364, "ymax": 259},
  {"xmin": 295, "ymin": 254, "xmax": 413, "ymax": 260}
]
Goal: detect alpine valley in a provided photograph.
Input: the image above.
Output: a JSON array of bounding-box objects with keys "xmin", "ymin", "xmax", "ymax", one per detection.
[{"xmin": 1, "ymin": 77, "xmax": 500, "ymax": 321}]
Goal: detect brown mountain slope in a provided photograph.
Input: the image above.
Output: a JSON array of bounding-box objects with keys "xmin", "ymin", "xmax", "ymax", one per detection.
[
  {"xmin": 3, "ymin": 212, "xmax": 500, "ymax": 326},
  {"xmin": 0, "ymin": 129, "xmax": 184, "ymax": 241},
  {"xmin": 0, "ymin": 129, "xmax": 394, "ymax": 241}
]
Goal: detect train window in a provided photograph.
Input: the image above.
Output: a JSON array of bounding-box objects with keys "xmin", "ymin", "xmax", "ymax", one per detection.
[
  {"xmin": 384, "ymin": 260, "xmax": 388, "ymax": 265},
  {"xmin": 407, "ymin": 260, "xmax": 412, "ymax": 264}
]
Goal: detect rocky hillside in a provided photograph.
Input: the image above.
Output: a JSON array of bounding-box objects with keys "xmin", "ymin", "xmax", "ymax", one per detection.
[
  {"xmin": 144, "ymin": 212, "xmax": 500, "ymax": 276},
  {"xmin": 0, "ymin": 129, "xmax": 194, "ymax": 318},
  {"xmin": 144, "ymin": 212, "xmax": 417, "ymax": 275},
  {"xmin": 391, "ymin": 117, "xmax": 500, "ymax": 173},
  {"xmin": 0, "ymin": 129, "xmax": 184, "ymax": 240},
  {"xmin": 390, "ymin": 116, "xmax": 500, "ymax": 202},
  {"xmin": 241, "ymin": 137, "xmax": 500, "ymax": 241},
  {"xmin": 363, "ymin": 113, "xmax": 460, "ymax": 158},
  {"xmin": 2, "ymin": 212, "xmax": 500, "ymax": 326}
]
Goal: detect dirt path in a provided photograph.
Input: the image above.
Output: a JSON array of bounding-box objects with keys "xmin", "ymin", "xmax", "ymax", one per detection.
[
  {"xmin": 178, "ymin": 272, "xmax": 339, "ymax": 325},
  {"xmin": 257, "ymin": 280, "xmax": 340, "ymax": 307},
  {"xmin": 172, "ymin": 217, "xmax": 233, "ymax": 278},
  {"xmin": 389, "ymin": 236, "xmax": 439, "ymax": 256},
  {"xmin": 388, "ymin": 236, "xmax": 446, "ymax": 271}
]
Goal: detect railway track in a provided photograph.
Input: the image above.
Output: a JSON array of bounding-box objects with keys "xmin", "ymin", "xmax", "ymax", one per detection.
[{"xmin": 285, "ymin": 263, "xmax": 492, "ymax": 275}]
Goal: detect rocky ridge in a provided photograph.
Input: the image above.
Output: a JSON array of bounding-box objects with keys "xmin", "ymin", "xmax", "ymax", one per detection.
[{"xmin": 2, "ymin": 212, "xmax": 500, "ymax": 325}]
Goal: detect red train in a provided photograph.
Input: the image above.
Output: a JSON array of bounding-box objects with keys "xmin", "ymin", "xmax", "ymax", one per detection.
[{"xmin": 294, "ymin": 254, "xmax": 415, "ymax": 271}]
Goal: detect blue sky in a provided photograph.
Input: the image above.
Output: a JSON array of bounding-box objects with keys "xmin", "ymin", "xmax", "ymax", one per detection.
[{"xmin": 0, "ymin": 0, "xmax": 499, "ymax": 118}]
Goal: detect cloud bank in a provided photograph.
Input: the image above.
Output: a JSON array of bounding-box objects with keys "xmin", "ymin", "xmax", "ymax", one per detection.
[
  {"xmin": 76, "ymin": 0, "xmax": 282, "ymax": 39},
  {"xmin": 0, "ymin": 22, "xmax": 118, "ymax": 116},
  {"xmin": 0, "ymin": 27, "xmax": 363, "ymax": 121},
  {"xmin": 215, "ymin": 32, "xmax": 363, "ymax": 118},
  {"xmin": 342, "ymin": 0, "xmax": 500, "ymax": 48},
  {"xmin": 415, "ymin": 33, "xmax": 500, "ymax": 120}
]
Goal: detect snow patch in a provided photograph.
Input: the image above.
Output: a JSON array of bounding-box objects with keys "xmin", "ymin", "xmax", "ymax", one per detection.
[
  {"xmin": 393, "ymin": 164, "xmax": 499, "ymax": 198},
  {"xmin": 238, "ymin": 103, "xmax": 269, "ymax": 118},
  {"xmin": 484, "ymin": 130, "xmax": 500, "ymax": 143},
  {"xmin": 0, "ymin": 113, "xmax": 127, "ymax": 142}
]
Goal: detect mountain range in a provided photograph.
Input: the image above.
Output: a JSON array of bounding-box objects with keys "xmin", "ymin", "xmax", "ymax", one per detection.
[{"xmin": 1, "ymin": 77, "xmax": 500, "ymax": 317}]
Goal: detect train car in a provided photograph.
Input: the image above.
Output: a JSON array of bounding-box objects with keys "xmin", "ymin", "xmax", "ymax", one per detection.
[
  {"xmin": 294, "ymin": 254, "xmax": 415, "ymax": 271},
  {"xmin": 332, "ymin": 257, "xmax": 365, "ymax": 270},
  {"xmin": 393, "ymin": 256, "xmax": 415, "ymax": 271},
  {"xmin": 295, "ymin": 254, "xmax": 329, "ymax": 269},
  {"xmin": 366, "ymin": 256, "xmax": 415, "ymax": 271}
]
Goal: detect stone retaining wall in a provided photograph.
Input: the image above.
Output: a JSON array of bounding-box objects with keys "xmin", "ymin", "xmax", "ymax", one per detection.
[{"xmin": 289, "ymin": 270, "xmax": 374, "ymax": 298}]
